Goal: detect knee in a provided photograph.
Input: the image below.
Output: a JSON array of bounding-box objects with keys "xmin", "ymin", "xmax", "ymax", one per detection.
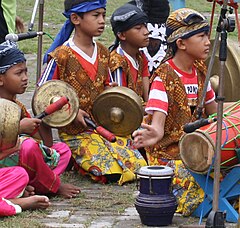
[
  {"xmin": 20, "ymin": 138, "xmax": 42, "ymax": 158},
  {"xmin": 52, "ymin": 142, "xmax": 72, "ymax": 159},
  {"xmin": 16, "ymin": 166, "xmax": 29, "ymax": 185}
]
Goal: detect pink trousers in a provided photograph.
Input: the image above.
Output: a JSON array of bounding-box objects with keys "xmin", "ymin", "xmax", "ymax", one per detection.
[
  {"xmin": 19, "ymin": 138, "xmax": 71, "ymax": 194},
  {"xmin": 0, "ymin": 166, "xmax": 29, "ymax": 216}
]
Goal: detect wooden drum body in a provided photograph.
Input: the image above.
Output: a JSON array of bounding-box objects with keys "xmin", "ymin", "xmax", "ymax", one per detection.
[{"xmin": 180, "ymin": 101, "xmax": 240, "ymax": 174}]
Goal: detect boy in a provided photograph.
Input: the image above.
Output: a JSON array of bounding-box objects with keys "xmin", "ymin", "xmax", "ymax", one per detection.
[
  {"xmin": 0, "ymin": 40, "xmax": 80, "ymax": 198},
  {"xmin": 38, "ymin": 0, "xmax": 147, "ymax": 185},
  {"xmin": 109, "ymin": 3, "xmax": 150, "ymax": 103},
  {"xmin": 133, "ymin": 8, "xmax": 217, "ymax": 215},
  {"xmin": 129, "ymin": 0, "xmax": 170, "ymax": 76}
]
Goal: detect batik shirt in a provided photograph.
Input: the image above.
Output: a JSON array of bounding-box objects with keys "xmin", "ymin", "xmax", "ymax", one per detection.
[
  {"xmin": 38, "ymin": 38, "xmax": 110, "ymax": 135},
  {"xmin": 109, "ymin": 46, "xmax": 150, "ymax": 98},
  {"xmin": 145, "ymin": 60, "xmax": 215, "ymax": 162}
]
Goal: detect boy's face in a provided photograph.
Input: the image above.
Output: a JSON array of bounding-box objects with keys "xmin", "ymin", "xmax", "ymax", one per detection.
[
  {"xmin": 0, "ymin": 62, "xmax": 28, "ymax": 95},
  {"xmin": 73, "ymin": 8, "xmax": 106, "ymax": 37},
  {"xmin": 119, "ymin": 24, "xmax": 149, "ymax": 49},
  {"xmin": 180, "ymin": 31, "xmax": 210, "ymax": 61}
]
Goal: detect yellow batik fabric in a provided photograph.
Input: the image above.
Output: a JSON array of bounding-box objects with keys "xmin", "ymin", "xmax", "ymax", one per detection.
[
  {"xmin": 167, "ymin": 160, "xmax": 204, "ymax": 216},
  {"xmin": 60, "ymin": 129, "xmax": 147, "ymax": 185}
]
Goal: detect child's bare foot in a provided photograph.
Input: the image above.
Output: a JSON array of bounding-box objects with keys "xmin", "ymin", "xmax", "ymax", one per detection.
[
  {"xmin": 57, "ymin": 183, "xmax": 81, "ymax": 199},
  {"xmin": 23, "ymin": 185, "xmax": 35, "ymax": 197},
  {"xmin": 10, "ymin": 195, "xmax": 50, "ymax": 210}
]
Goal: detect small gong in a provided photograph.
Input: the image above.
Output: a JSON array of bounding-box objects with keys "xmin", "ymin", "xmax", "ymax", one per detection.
[
  {"xmin": 92, "ymin": 86, "xmax": 144, "ymax": 136},
  {"xmin": 32, "ymin": 80, "xmax": 79, "ymax": 128}
]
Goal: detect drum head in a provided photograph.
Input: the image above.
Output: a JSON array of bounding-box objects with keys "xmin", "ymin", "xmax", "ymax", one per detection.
[
  {"xmin": 179, "ymin": 131, "xmax": 215, "ymax": 174},
  {"xmin": 0, "ymin": 98, "xmax": 21, "ymax": 151},
  {"xmin": 92, "ymin": 87, "xmax": 144, "ymax": 136},
  {"xmin": 32, "ymin": 80, "xmax": 79, "ymax": 128}
]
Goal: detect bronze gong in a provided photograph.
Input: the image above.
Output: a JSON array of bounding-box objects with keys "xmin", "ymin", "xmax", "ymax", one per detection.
[
  {"xmin": 0, "ymin": 98, "xmax": 21, "ymax": 152},
  {"xmin": 207, "ymin": 40, "xmax": 240, "ymax": 102},
  {"xmin": 92, "ymin": 86, "xmax": 144, "ymax": 136},
  {"xmin": 32, "ymin": 80, "xmax": 79, "ymax": 127}
]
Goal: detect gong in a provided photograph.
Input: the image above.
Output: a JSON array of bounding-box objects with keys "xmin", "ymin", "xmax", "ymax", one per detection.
[
  {"xmin": 92, "ymin": 86, "xmax": 144, "ymax": 136},
  {"xmin": 0, "ymin": 98, "xmax": 21, "ymax": 152},
  {"xmin": 207, "ymin": 40, "xmax": 240, "ymax": 102},
  {"xmin": 32, "ymin": 80, "xmax": 79, "ymax": 128}
]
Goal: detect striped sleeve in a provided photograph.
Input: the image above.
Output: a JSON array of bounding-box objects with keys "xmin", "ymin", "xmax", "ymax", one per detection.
[
  {"xmin": 37, "ymin": 59, "xmax": 59, "ymax": 86},
  {"xmin": 205, "ymin": 81, "xmax": 216, "ymax": 104},
  {"xmin": 145, "ymin": 76, "xmax": 168, "ymax": 115}
]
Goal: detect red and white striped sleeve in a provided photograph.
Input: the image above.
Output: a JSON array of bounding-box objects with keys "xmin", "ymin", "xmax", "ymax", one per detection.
[
  {"xmin": 205, "ymin": 81, "xmax": 216, "ymax": 104},
  {"xmin": 145, "ymin": 76, "xmax": 168, "ymax": 115}
]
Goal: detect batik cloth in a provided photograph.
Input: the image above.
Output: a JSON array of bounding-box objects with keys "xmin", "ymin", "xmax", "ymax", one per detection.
[
  {"xmin": 0, "ymin": 40, "xmax": 26, "ymax": 74},
  {"xmin": 61, "ymin": 130, "xmax": 147, "ymax": 185},
  {"xmin": 109, "ymin": 46, "xmax": 150, "ymax": 98},
  {"xmin": 39, "ymin": 41, "xmax": 147, "ymax": 185}
]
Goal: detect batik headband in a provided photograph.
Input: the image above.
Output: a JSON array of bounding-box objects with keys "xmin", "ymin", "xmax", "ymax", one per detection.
[
  {"xmin": 166, "ymin": 8, "xmax": 209, "ymax": 44},
  {"xmin": 43, "ymin": 0, "xmax": 107, "ymax": 63},
  {"xmin": 110, "ymin": 3, "xmax": 148, "ymax": 36},
  {"xmin": 0, "ymin": 41, "xmax": 26, "ymax": 74}
]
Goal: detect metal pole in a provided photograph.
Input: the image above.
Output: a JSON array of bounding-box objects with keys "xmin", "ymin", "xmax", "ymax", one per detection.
[
  {"xmin": 212, "ymin": 0, "xmax": 228, "ymax": 212},
  {"xmin": 36, "ymin": 0, "xmax": 44, "ymax": 83},
  {"xmin": 28, "ymin": 0, "xmax": 39, "ymax": 31}
]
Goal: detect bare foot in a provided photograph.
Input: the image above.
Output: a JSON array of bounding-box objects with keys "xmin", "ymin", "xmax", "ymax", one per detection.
[
  {"xmin": 57, "ymin": 183, "xmax": 81, "ymax": 199},
  {"xmin": 23, "ymin": 185, "xmax": 35, "ymax": 197},
  {"xmin": 10, "ymin": 195, "xmax": 50, "ymax": 210}
]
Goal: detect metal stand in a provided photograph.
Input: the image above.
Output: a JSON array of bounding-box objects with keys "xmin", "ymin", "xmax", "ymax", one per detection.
[
  {"xmin": 36, "ymin": 0, "xmax": 44, "ymax": 83},
  {"xmin": 203, "ymin": 0, "xmax": 235, "ymax": 227},
  {"xmin": 28, "ymin": 0, "xmax": 45, "ymax": 83}
]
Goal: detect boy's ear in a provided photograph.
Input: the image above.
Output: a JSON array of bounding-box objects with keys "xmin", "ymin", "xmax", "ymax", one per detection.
[
  {"xmin": 0, "ymin": 75, "xmax": 3, "ymax": 86},
  {"xmin": 176, "ymin": 38, "xmax": 186, "ymax": 50},
  {"xmin": 70, "ymin": 13, "xmax": 81, "ymax": 25},
  {"xmin": 117, "ymin": 32, "xmax": 126, "ymax": 41}
]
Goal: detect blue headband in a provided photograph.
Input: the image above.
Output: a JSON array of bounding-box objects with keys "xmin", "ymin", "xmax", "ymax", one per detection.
[
  {"xmin": 0, "ymin": 41, "xmax": 26, "ymax": 74},
  {"xmin": 43, "ymin": 0, "xmax": 107, "ymax": 63}
]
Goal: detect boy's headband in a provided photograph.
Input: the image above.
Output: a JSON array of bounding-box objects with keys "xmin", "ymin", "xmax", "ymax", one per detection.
[
  {"xmin": 0, "ymin": 41, "xmax": 26, "ymax": 74},
  {"xmin": 110, "ymin": 3, "xmax": 148, "ymax": 36},
  {"xmin": 166, "ymin": 8, "xmax": 209, "ymax": 44}
]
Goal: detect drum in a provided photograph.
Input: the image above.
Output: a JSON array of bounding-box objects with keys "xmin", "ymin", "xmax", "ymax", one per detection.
[
  {"xmin": 134, "ymin": 166, "xmax": 177, "ymax": 226},
  {"xmin": 179, "ymin": 101, "xmax": 240, "ymax": 174}
]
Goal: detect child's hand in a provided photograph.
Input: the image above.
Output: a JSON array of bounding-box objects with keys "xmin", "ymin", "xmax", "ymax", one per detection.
[
  {"xmin": 20, "ymin": 118, "xmax": 42, "ymax": 135},
  {"xmin": 105, "ymin": 82, "xmax": 118, "ymax": 90},
  {"xmin": 74, "ymin": 109, "xmax": 89, "ymax": 128},
  {"xmin": 109, "ymin": 82, "xmax": 118, "ymax": 87}
]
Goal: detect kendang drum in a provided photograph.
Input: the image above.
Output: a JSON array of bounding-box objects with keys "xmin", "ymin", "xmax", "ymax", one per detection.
[
  {"xmin": 180, "ymin": 101, "xmax": 240, "ymax": 174},
  {"xmin": 134, "ymin": 166, "xmax": 177, "ymax": 226}
]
